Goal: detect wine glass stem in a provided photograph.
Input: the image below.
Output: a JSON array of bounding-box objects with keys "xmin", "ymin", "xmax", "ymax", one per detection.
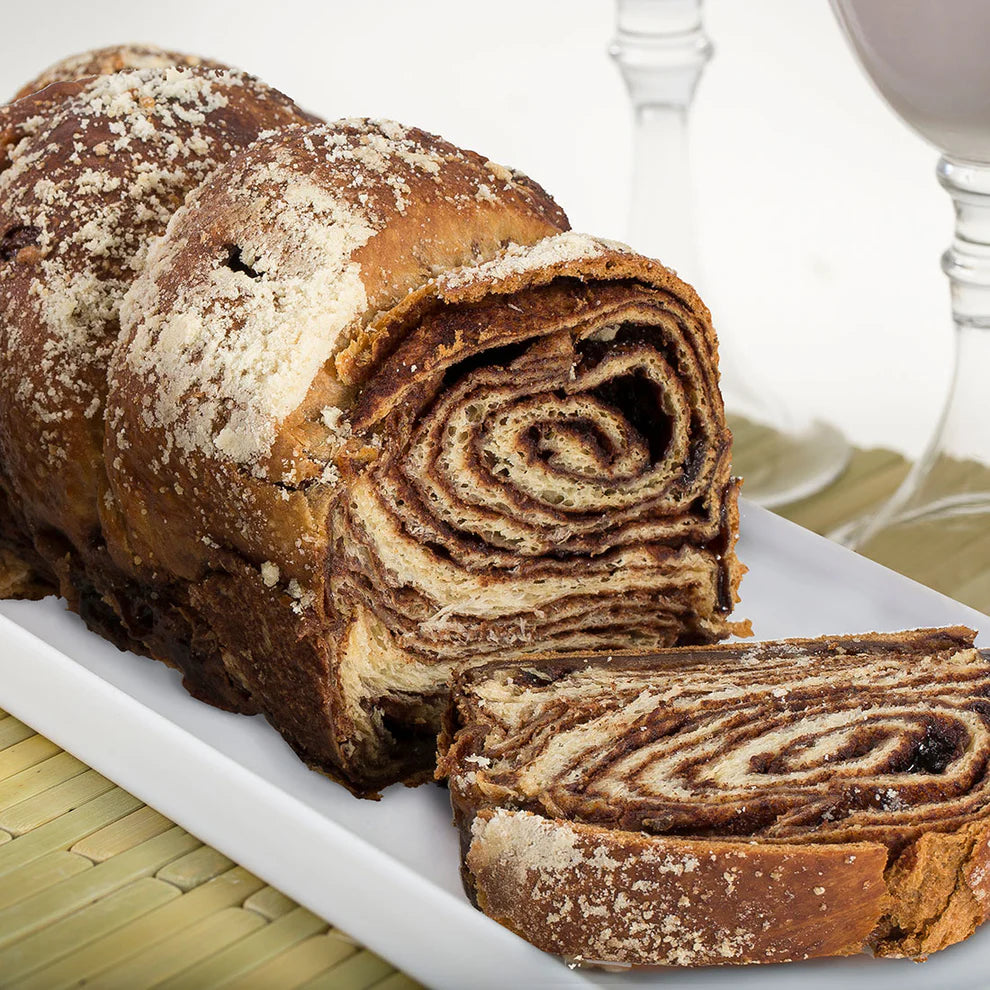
[
  {"xmin": 851, "ymin": 157, "xmax": 990, "ymax": 545},
  {"xmin": 928, "ymin": 157, "xmax": 990, "ymax": 478},
  {"xmin": 610, "ymin": 0, "xmax": 712, "ymax": 281},
  {"xmin": 940, "ymin": 157, "xmax": 990, "ymax": 328},
  {"xmin": 629, "ymin": 104, "xmax": 697, "ymax": 276}
]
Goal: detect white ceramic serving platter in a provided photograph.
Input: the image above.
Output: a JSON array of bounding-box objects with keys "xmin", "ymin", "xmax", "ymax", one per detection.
[{"xmin": 1, "ymin": 501, "xmax": 988, "ymax": 990}]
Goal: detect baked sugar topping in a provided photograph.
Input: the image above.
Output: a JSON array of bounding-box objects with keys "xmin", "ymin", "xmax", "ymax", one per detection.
[
  {"xmin": 14, "ymin": 44, "xmax": 217, "ymax": 99},
  {"xmin": 0, "ymin": 66, "xmax": 304, "ymax": 457}
]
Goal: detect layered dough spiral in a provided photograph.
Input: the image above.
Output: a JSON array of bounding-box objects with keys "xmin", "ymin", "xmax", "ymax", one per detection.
[
  {"xmin": 94, "ymin": 118, "xmax": 741, "ymax": 792},
  {"xmin": 439, "ymin": 627, "xmax": 990, "ymax": 965},
  {"xmin": 327, "ymin": 242, "xmax": 743, "ymax": 780}
]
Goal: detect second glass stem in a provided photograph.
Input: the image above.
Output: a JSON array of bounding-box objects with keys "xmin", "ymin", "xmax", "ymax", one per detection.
[{"xmin": 629, "ymin": 104, "xmax": 699, "ymax": 284}]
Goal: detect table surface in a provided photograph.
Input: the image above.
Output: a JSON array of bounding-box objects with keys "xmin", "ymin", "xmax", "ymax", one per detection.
[{"xmin": 2, "ymin": 436, "xmax": 982, "ymax": 990}]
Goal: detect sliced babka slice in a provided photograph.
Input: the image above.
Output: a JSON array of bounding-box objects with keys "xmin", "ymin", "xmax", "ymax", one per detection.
[{"xmin": 438, "ymin": 627, "xmax": 990, "ymax": 966}]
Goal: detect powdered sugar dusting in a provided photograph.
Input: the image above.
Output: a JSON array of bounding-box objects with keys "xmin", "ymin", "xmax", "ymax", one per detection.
[
  {"xmin": 0, "ymin": 65, "xmax": 303, "ymax": 467},
  {"xmin": 122, "ymin": 159, "xmax": 374, "ymax": 465},
  {"xmin": 439, "ymin": 232, "xmax": 628, "ymax": 292}
]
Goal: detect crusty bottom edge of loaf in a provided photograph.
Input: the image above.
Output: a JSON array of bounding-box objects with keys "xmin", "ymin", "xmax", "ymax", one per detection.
[
  {"xmin": 459, "ymin": 808, "xmax": 990, "ymax": 967},
  {"xmin": 0, "ymin": 545, "xmax": 54, "ymax": 600}
]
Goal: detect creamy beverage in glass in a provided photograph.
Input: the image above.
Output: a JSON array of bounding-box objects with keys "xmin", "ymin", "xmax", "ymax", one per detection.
[{"xmin": 833, "ymin": 0, "xmax": 990, "ymax": 160}]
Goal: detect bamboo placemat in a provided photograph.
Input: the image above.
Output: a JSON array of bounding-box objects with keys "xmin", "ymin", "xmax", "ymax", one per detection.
[
  {"xmin": 0, "ymin": 722, "xmax": 417, "ymax": 990},
  {"xmin": 1, "ymin": 435, "xmax": 983, "ymax": 990}
]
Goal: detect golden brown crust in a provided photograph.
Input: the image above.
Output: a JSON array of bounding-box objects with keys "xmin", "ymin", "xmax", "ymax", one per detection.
[
  {"xmin": 877, "ymin": 818, "xmax": 990, "ymax": 956},
  {"xmin": 467, "ymin": 809, "xmax": 891, "ymax": 966},
  {"xmin": 337, "ymin": 234, "xmax": 716, "ymax": 388},
  {"xmin": 441, "ymin": 629, "xmax": 990, "ymax": 964},
  {"xmin": 0, "ymin": 64, "xmax": 312, "ymax": 655},
  {"xmin": 465, "ymin": 812, "xmax": 990, "ymax": 966}
]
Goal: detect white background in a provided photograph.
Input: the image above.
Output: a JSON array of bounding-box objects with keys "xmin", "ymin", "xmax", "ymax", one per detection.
[{"xmin": 0, "ymin": 0, "xmax": 952, "ymax": 457}]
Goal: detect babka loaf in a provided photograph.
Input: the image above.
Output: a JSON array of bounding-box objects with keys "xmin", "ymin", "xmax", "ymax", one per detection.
[
  {"xmin": 0, "ymin": 57, "xmax": 312, "ymax": 642},
  {"xmin": 438, "ymin": 627, "xmax": 990, "ymax": 965},
  {"xmin": 95, "ymin": 118, "xmax": 743, "ymax": 793}
]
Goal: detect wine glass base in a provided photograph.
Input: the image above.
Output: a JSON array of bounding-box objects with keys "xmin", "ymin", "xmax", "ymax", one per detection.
[
  {"xmin": 729, "ymin": 415, "xmax": 850, "ymax": 509},
  {"xmin": 855, "ymin": 494, "xmax": 990, "ymax": 615}
]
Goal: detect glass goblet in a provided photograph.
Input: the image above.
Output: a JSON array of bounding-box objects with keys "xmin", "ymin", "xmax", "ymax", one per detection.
[
  {"xmin": 831, "ymin": 0, "xmax": 990, "ymax": 611},
  {"xmin": 609, "ymin": 0, "xmax": 850, "ymax": 507}
]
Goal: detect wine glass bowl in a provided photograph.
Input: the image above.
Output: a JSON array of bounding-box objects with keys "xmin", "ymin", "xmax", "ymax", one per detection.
[{"xmin": 832, "ymin": 0, "xmax": 990, "ymax": 163}]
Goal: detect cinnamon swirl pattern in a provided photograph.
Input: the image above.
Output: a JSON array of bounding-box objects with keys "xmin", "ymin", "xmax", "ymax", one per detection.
[
  {"xmin": 439, "ymin": 628, "xmax": 990, "ymax": 964},
  {"xmin": 97, "ymin": 114, "xmax": 742, "ymax": 792},
  {"xmin": 325, "ymin": 238, "xmax": 743, "ymax": 781}
]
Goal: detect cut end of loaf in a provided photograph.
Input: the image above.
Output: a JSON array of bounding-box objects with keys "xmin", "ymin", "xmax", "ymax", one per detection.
[{"xmin": 323, "ymin": 243, "xmax": 741, "ymax": 787}]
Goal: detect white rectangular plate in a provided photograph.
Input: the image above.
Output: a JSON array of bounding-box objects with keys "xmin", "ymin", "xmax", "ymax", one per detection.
[{"xmin": 1, "ymin": 502, "xmax": 988, "ymax": 989}]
